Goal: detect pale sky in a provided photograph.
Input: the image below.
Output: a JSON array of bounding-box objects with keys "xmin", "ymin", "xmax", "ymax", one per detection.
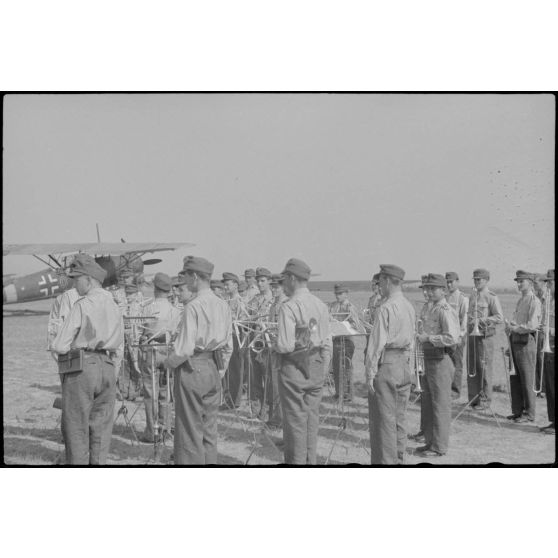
[{"xmin": 2, "ymin": 93, "xmax": 555, "ymax": 286}]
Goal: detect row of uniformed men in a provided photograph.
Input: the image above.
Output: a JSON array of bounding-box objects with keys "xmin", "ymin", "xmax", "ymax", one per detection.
[{"xmin": 47, "ymin": 255, "xmax": 555, "ymax": 464}]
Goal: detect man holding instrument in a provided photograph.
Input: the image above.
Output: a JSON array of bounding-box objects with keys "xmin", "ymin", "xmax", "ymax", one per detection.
[
  {"xmin": 540, "ymin": 269, "xmax": 555, "ymax": 434},
  {"xmin": 504, "ymin": 270, "xmax": 541, "ymax": 423},
  {"xmin": 138, "ymin": 272, "xmax": 181, "ymax": 443},
  {"xmin": 466, "ymin": 268, "xmax": 503, "ymax": 409},
  {"xmin": 164, "ymin": 256, "xmax": 233, "ymax": 465},
  {"xmin": 445, "ymin": 271, "xmax": 469, "ymax": 400},
  {"xmin": 275, "ymin": 258, "xmax": 332, "ymax": 464},
  {"xmin": 51, "ymin": 254, "xmax": 124, "ymax": 465}
]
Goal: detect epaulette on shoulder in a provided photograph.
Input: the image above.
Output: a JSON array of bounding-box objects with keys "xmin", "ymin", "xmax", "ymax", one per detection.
[{"xmin": 488, "ymin": 289, "xmax": 496, "ymax": 296}]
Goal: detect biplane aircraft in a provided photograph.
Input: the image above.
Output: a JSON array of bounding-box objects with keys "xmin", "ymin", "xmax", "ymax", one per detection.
[{"xmin": 3, "ymin": 240, "xmax": 194, "ymax": 308}]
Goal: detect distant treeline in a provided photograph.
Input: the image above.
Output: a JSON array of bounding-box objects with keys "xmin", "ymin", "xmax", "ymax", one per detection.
[{"xmin": 308, "ymin": 280, "xmax": 517, "ymax": 295}]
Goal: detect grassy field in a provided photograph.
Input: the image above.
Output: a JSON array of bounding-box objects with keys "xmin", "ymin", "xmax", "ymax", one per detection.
[{"xmin": 3, "ymin": 291, "xmax": 555, "ymax": 465}]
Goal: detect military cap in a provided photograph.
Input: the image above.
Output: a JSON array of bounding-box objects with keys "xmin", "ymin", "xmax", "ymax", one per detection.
[
  {"xmin": 334, "ymin": 283, "xmax": 349, "ymax": 294},
  {"xmin": 544, "ymin": 269, "xmax": 555, "ymax": 281},
  {"xmin": 271, "ymin": 273, "xmax": 284, "ymax": 286},
  {"xmin": 513, "ymin": 270, "xmax": 534, "ymax": 282},
  {"xmin": 372, "ymin": 273, "xmax": 380, "ymax": 284},
  {"xmin": 182, "ymin": 256, "xmax": 214, "ymax": 276},
  {"xmin": 281, "ymin": 258, "xmax": 311, "ymax": 281},
  {"xmin": 445, "ymin": 271, "xmax": 459, "ymax": 281},
  {"xmin": 210, "ymin": 279, "xmax": 224, "ymax": 289},
  {"xmin": 171, "ymin": 274, "xmax": 187, "ymax": 286},
  {"xmin": 379, "ymin": 264, "xmax": 405, "ymax": 281},
  {"xmin": 423, "ymin": 273, "xmax": 447, "ymax": 288},
  {"xmin": 473, "ymin": 268, "xmax": 490, "ymax": 280},
  {"xmin": 153, "ymin": 272, "xmax": 172, "ymax": 292},
  {"xmin": 238, "ymin": 280, "xmax": 247, "ymax": 292},
  {"xmin": 222, "ymin": 272, "xmax": 240, "ymax": 284},
  {"xmin": 244, "ymin": 268, "xmax": 256, "ymax": 278},
  {"xmin": 420, "ymin": 274, "xmax": 429, "ymax": 286},
  {"xmin": 67, "ymin": 254, "xmax": 107, "ymax": 283},
  {"xmin": 255, "ymin": 267, "xmax": 272, "ymax": 279}
]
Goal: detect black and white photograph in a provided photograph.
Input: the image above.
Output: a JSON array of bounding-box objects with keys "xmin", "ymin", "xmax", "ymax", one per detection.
[{"xmin": 2, "ymin": 93, "xmax": 555, "ymax": 467}]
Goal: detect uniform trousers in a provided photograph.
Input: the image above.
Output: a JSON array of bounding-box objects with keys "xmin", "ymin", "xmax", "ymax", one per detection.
[
  {"xmin": 422, "ymin": 355, "xmax": 453, "ymax": 454},
  {"xmin": 368, "ymin": 350, "xmax": 412, "ymax": 465},
  {"xmin": 543, "ymin": 349, "xmax": 555, "ymax": 424},
  {"xmin": 250, "ymin": 349, "xmax": 269, "ymax": 408},
  {"xmin": 510, "ymin": 335, "xmax": 537, "ymax": 420},
  {"xmin": 450, "ymin": 337, "xmax": 466, "ymax": 397},
  {"xmin": 174, "ymin": 354, "xmax": 221, "ymax": 465},
  {"xmin": 61, "ymin": 352, "xmax": 116, "ymax": 465},
  {"xmin": 139, "ymin": 347, "xmax": 173, "ymax": 441},
  {"xmin": 278, "ymin": 348, "xmax": 330, "ymax": 464},
  {"xmin": 226, "ymin": 335, "xmax": 244, "ymax": 407},
  {"xmin": 466, "ymin": 335, "xmax": 494, "ymax": 405},
  {"xmin": 332, "ymin": 337, "xmax": 355, "ymax": 400}
]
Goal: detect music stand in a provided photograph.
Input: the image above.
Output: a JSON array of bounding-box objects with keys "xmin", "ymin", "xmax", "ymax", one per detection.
[
  {"xmin": 323, "ymin": 320, "xmax": 370, "ymax": 465},
  {"xmin": 452, "ymin": 334, "xmax": 503, "ymax": 429}
]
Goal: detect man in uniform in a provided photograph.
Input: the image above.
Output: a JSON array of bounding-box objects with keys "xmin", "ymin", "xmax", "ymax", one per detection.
[
  {"xmin": 533, "ymin": 273, "xmax": 547, "ymax": 397},
  {"xmin": 51, "ymin": 254, "xmax": 124, "ymax": 465},
  {"xmin": 222, "ymin": 271, "xmax": 249, "ymax": 407},
  {"xmin": 246, "ymin": 267, "xmax": 274, "ymax": 414},
  {"xmin": 540, "ymin": 269, "xmax": 555, "ymax": 434},
  {"xmin": 365, "ymin": 264, "xmax": 415, "ymax": 465},
  {"xmin": 445, "ymin": 272, "xmax": 469, "ymax": 400},
  {"xmin": 138, "ymin": 272, "xmax": 182, "ymax": 443},
  {"xmin": 416, "ymin": 274, "xmax": 460, "ymax": 457},
  {"xmin": 410, "ymin": 275, "xmax": 431, "ymax": 443},
  {"xmin": 328, "ymin": 283, "xmax": 363, "ymax": 402},
  {"xmin": 505, "ymin": 270, "xmax": 541, "ymax": 423},
  {"xmin": 466, "ymin": 268, "xmax": 503, "ymax": 409},
  {"xmin": 164, "ymin": 256, "xmax": 232, "ymax": 465},
  {"xmin": 275, "ymin": 258, "xmax": 331, "ymax": 464},
  {"xmin": 210, "ymin": 279, "xmax": 226, "ymax": 299},
  {"xmin": 242, "ymin": 268, "xmax": 259, "ymax": 302},
  {"xmin": 266, "ymin": 273, "xmax": 289, "ymax": 428}
]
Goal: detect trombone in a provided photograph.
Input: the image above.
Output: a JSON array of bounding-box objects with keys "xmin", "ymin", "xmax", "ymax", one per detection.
[
  {"xmin": 534, "ymin": 285, "xmax": 552, "ymax": 393},
  {"xmin": 468, "ymin": 287, "xmax": 483, "ymax": 378},
  {"xmin": 414, "ymin": 319, "xmax": 425, "ymax": 393}
]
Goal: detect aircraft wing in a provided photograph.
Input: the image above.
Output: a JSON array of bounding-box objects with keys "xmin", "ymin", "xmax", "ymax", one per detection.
[{"xmin": 3, "ymin": 242, "xmax": 194, "ymax": 256}]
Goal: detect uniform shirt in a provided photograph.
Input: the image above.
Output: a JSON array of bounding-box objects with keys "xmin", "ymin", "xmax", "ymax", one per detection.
[
  {"xmin": 422, "ymin": 298, "xmax": 460, "ymax": 347},
  {"xmin": 512, "ymin": 290, "xmax": 541, "ymax": 334},
  {"xmin": 269, "ymin": 292, "xmax": 289, "ymax": 324},
  {"xmin": 47, "ymin": 288, "xmax": 79, "ymax": 350},
  {"xmin": 167, "ymin": 287, "xmax": 233, "ymax": 369},
  {"xmin": 328, "ymin": 299, "xmax": 366, "ymax": 334},
  {"xmin": 365, "ymin": 290, "xmax": 416, "ymax": 379},
  {"xmin": 142, "ymin": 296, "xmax": 182, "ymax": 339},
  {"xmin": 276, "ymin": 287, "xmax": 332, "ymax": 355},
  {"xmin": 467, "ymin": 287, "xmax": 503, "ymax": 332},
  {"xmin": 51, "ymin": 287, "xmax": 124, "ymax": 356},
  {"xmin": 246, "ymin": 290, "xmax": 274, "ymax": 319},
  {"xmin": 242, "ymin": 284, "xmax": 260, "ymax": 303},
  {"xmin": 446, "ymin": 289, "xmax": 469, "ymax": 337}
]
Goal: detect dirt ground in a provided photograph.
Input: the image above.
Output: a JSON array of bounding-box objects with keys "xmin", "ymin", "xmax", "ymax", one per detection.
[{"xmin": 3, "ymin": 291, "xmax": 555, "ymax": 465}]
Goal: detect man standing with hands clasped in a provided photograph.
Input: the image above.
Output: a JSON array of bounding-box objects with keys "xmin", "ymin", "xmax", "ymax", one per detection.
[
  {"xmin": 365, "ymin": 264, "xmax": 415, "ymax": 465},
  {"xmin": 164, "ymin": 256, "xmax": 233, "ymax": 465},
  {"xmin": 415, "ymin": 274, "xmax": 460, "ymax": 457}
]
